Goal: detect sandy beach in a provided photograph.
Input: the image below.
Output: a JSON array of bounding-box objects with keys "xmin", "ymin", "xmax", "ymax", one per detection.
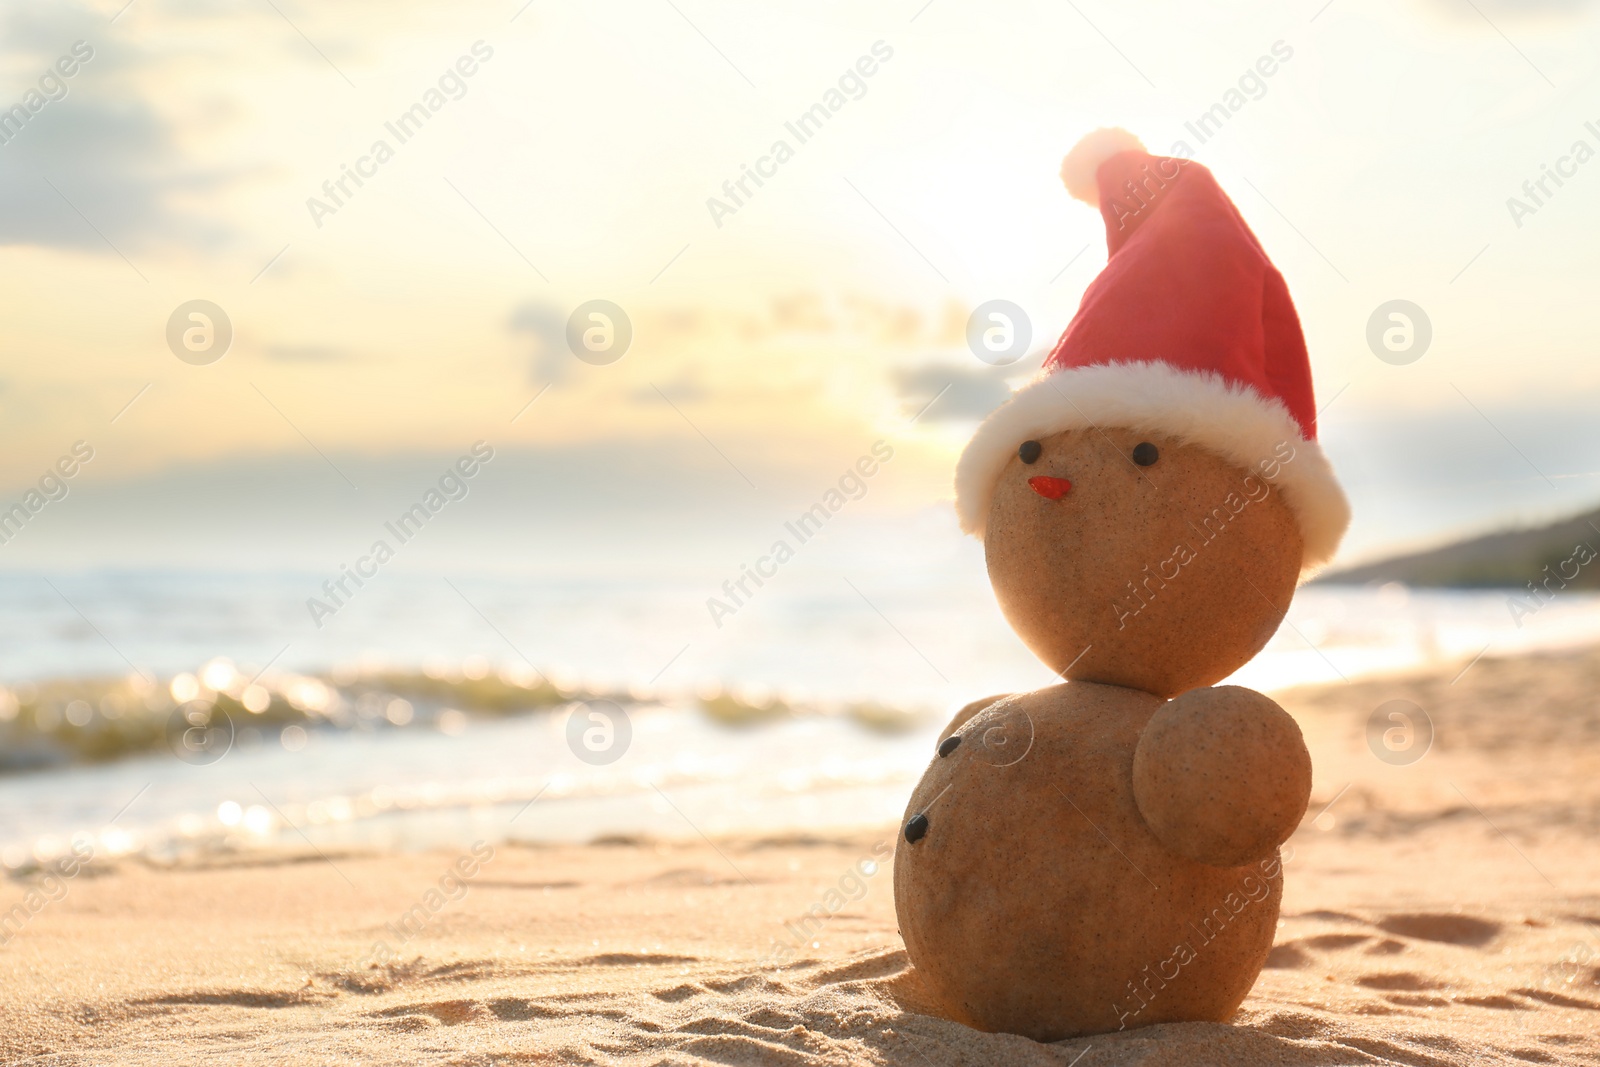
[
  {"xmin": 4, "ymin": 645, "xmax": 1600, "ymax": 1066},
  {"xmin": 6, "ymin": 0, "xmax": 1600, "ymax": 1061}
]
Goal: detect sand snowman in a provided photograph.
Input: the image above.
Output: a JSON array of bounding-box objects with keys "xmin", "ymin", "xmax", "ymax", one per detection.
[{"xmin": 894, "ymin": 129, "xmax": 1351, "ymax": 1041}]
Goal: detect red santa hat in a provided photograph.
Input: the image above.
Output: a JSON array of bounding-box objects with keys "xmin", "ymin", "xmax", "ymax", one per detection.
[{"xmin": 954, "ymin": 128, "xmax": 1349, "ymax": 574}]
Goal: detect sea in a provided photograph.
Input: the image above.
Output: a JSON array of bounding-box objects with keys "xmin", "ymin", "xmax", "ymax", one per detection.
[{"xmin": 2, "ymin": 564, "xmax": 1594, "ymax": 871}]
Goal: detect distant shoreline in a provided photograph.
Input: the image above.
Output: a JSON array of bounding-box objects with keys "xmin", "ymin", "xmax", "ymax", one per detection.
[{"xmin": 1317, "ymin": 500, "xmax": 1600, "ymax": 591}]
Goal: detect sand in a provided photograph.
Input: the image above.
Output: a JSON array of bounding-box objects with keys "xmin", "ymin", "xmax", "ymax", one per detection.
[{"xmin": 4, "ymin": 646, "xmax": 1600, "ymax": 1066}]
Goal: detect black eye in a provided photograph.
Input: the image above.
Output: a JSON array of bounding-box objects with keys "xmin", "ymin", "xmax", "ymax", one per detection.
[
  {"xmin": 1132, "ymin": 442, "xmax": 1159, "ymax": 466},
  {"xmin": 1018, "ymin": 440, "xmax": 1042, "ymax": 464}
]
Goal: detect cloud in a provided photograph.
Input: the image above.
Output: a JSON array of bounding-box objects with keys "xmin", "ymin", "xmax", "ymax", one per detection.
[
  {"xmin": 262, "ymin": 344, "xmax": 351, "ymax": 363},
  {"xmin": 0, "ymin": 2, "xmax": 232, "ymax": 254},
  {"xmin": 892, "ymin": 353, "xmax": 1041, "ymax": 423},
  {"xmin": 3, "ymin": 438, "xmax": 828, "ymax": 569},
  {"xmin": 1421, "ymin": 0, "xmax": 1599, "ymax": 19},
  {"xmin": 631, "ymin": 375, "xmax": 709, "ymax": 405},
  {"xmin": 509, "ymin": 299, "xmax": 569, "ymax": 385}
]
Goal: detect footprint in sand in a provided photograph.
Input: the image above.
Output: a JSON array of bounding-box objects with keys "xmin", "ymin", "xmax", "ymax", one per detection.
[
  {"xmin": 1264, "ymin": 933, "xmax": 1374, "ymax": 969},
  {"xmin": 1263, "ymin": 943, "xmax": 1313, "ymax": 970},
  {"xmin": 1376, "ymin": 913, "xmax": 1501, "ymax": 947},
  {"xmin": 1357, "ymin": 972, "xmax": 1449, "ymax": 991},
  {"xmin": 1304, "ymin": 933, "xmax": 1372, "ymax": 951},
  {"xmin": 371, "ymin": 998, "xmax": 488, "ymax": 1026},
  {"xmin": 575, "ymin": 952, "xmax": 700, "ymax": 967},
  {"xmin": 130, "ymin": 989, "xmax": 330, "ymax": 1011},
  {"xmin": 652, "ymin": 983, "xmax": 705, "ymax": 1003},
  {"xmin": 488, "ymin": 997, "xmax": 567, "ymax": 1021}
]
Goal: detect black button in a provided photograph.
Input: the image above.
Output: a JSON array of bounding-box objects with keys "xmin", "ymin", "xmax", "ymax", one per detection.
[
  {"xmin": 938, "ymin": 735, "xmax": 961, "ymax": 758},
  {"xmin": 904, "ymin": 813, "xmax": 929, "ymax": 843},
  {"xmin": 1132, "ymin": 442, "xmax": 1159, "ymax": 466},
  {"xmin": 1019, "ymin": 440, "xmax": 1042, "ymax": 464}
]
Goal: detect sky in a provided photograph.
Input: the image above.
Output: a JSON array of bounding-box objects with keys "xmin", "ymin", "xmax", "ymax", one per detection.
[{"xmin": 3, "ymin": 0, "xmax": 1600, "ymax": 575}]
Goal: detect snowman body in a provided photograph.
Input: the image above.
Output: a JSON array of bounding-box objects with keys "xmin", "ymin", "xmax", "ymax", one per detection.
[{"xmin": 894, "ymin": 684, "xmax": 1288, "ymax": 1041}]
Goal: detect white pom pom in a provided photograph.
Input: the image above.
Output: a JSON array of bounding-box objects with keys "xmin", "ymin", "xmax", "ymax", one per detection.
[{"xmin": 1059, "ymin": 127, "xmax": 1145, "ymax": 206}]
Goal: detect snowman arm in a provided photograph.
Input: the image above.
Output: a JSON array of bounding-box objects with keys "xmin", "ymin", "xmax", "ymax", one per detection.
[
  {"xmin": 938, "ymin": 693, "xmax": 1013, "ymax": 743},
  {"xmin": 1131, "ymin": 685, "xmax": 1312, "ymax": 867}
]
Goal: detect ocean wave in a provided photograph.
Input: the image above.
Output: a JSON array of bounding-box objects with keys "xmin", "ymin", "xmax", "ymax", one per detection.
[{"xmin": 0, "ymin": 658, "xmax": 927, "ymax": 775}]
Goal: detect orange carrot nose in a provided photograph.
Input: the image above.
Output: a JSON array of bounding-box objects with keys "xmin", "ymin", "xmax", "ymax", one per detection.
[{"xmin": 1028, "ymin": 476, "xmax": 1072, "ymax": 500}]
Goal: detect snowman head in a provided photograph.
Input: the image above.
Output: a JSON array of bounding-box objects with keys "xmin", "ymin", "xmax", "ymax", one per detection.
[{"xmin": 982, "ymin": 425, "xmax": 1302, "ymax": 698}]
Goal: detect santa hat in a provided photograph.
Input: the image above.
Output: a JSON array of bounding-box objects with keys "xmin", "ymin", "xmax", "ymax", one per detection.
[{"xmin": 954, "ymin": 129, "xmax": 1349, "ymax": 574}]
